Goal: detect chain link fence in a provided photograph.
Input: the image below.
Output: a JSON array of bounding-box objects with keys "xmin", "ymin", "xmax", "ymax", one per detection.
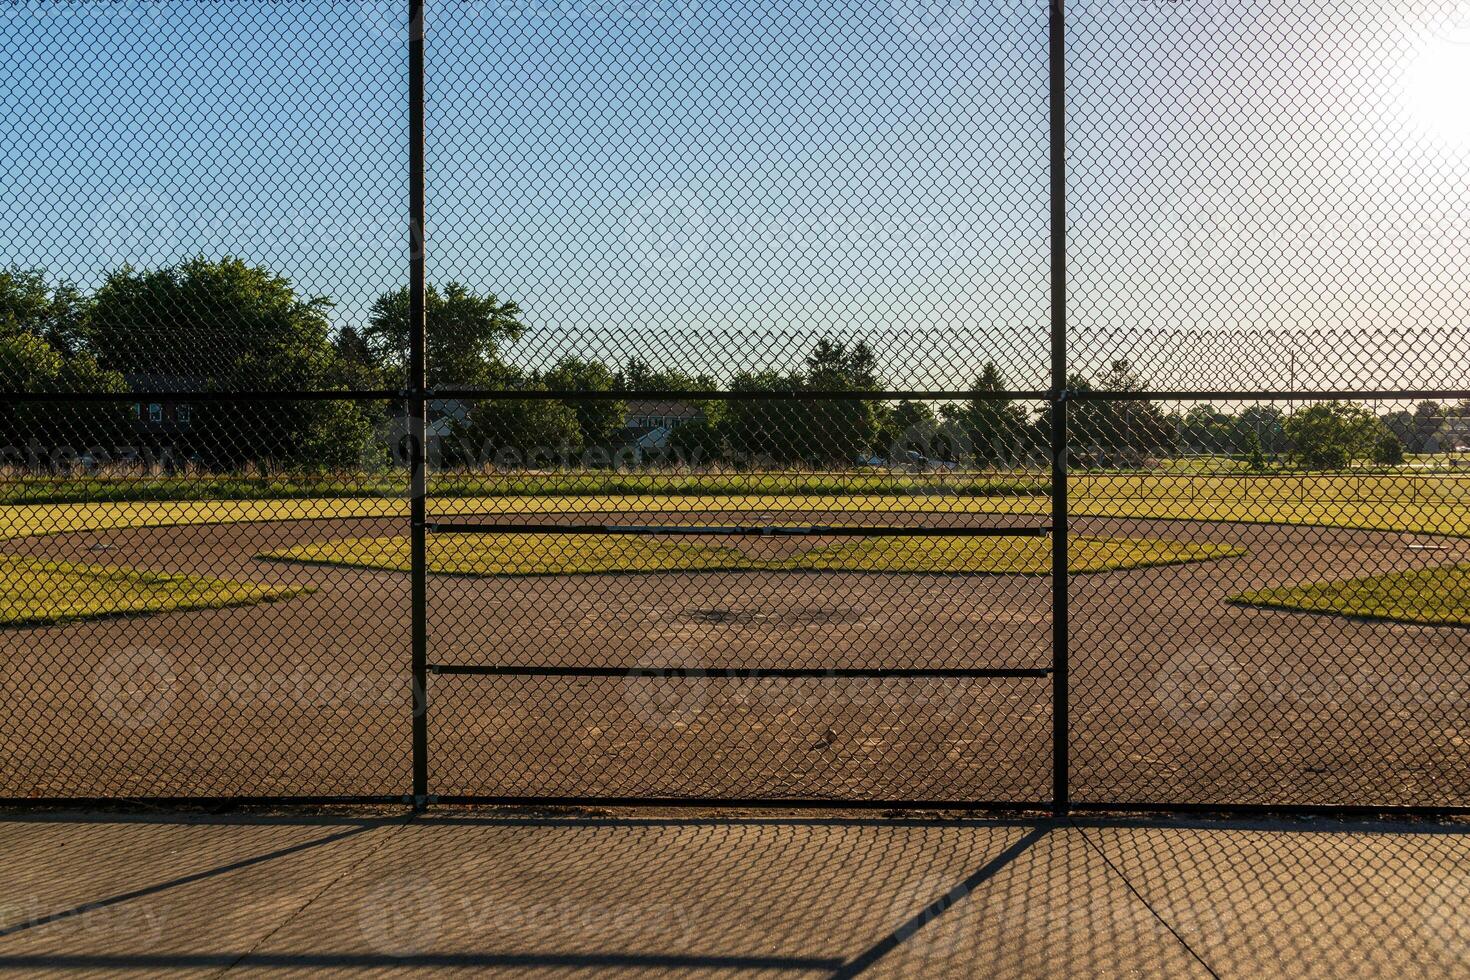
[{"xmin": 1, "ymin": 0, "xmax": 1467, "ymax": 811}]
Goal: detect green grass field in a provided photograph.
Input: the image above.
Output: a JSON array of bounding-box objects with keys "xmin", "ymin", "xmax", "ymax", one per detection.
[
  {"xmin": 1230, "ymin": 565, "xmax": 1470, "ymax": 628},
  {"xmin": 6, "ymin": 471, "xmax": 1467, "ymax": 629},
  {"xmin": 0, "ymin": 556, "xmax": 313, "ymax": 627},
  {"xmin": 0, "ymin": 471, "xmax": 1043, "ymax": 505},
  {"xmin": 8, "ymin": 465, "xmax": 1467, "ymax": 506},
  {"xmin": 7, "ymin": 472, "xmax": 1470, "ymax": 543},
  {"xmin": 262, "ymin": 533, "xmax": 1244, "ymax": 577}
]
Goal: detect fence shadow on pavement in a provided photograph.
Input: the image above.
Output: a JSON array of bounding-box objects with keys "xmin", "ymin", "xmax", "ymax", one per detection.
[{"xmin": 0, "ymin": 808, "xmax": 1464, "ymax": 976}]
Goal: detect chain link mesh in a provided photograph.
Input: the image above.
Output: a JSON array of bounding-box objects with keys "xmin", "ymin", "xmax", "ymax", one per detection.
[{"xmin": 1, "ymin": 0, "xmax": 1467, "ymax": 807}]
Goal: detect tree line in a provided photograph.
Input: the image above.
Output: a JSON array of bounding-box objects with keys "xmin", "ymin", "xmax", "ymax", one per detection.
[{"xmin": 3, "ymin": 257, "xmax": 1464, "ymax": 472}]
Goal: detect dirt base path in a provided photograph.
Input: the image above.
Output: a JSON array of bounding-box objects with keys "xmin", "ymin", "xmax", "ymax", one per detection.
[{"xmin": 2, "ymin": 513, "xmax": 1466, "ymax": 806}]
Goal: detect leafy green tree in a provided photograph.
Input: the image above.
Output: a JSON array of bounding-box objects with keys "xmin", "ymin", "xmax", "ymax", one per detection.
[
  {"xmin": 209, "ymin": 343, "xmax": 374, "ymax": 469},
  {"xmin": 880, "ymin": 399, "xmax": 937, "ymax": 459},
  {"xmin": 0, "ymin": 271, "xmax": 127, "ymax": 460},
  {"xmin": 0, "ymin": 268, "xmax": 88, "ymax": 356},
  {"xmin": 1374, "ymin": 431, "xmax": 1405, "ymax": 467},
  {"xmin": 666, "ymin": 339, "xmax": 882, "ymax": 466},
  {"xmin": 1381, "ymin": 408, "xmax": 1415, "ymax": 453},
  {"xmin": 1241, "ymin": 429, "xmax": 1266, "ymax": 472},
  {"xmin": 948, "ymin": 363, "xmax": 1027, "ymax": 463},
  {"xmin": 1284, "ymin": 401, "xmax": 1383, "ymax": 471},
  {"xmin": 364, "ymin": 282, "xmax": 525, "ymax": 389},
  {"xmin": 89, "ymin": 258, "xmax": 329, "ymax": 381},
  {"xmin": 453, "ymin": 384, "xmax": 581, "ymax": 467},
  {"xmin": 331, "ymin": 325, "xmax": 389, "ymax": 390},
  {"xmin": 1235, "ymin": 405, "xmax": 1286, "ymax": 456},
  {"xmin": 544, "ymin": 357, "xmax": 625, "ymax": 448},
  {"xmin": 615, "ymin": 359, "xmax": 714, "ymax": 393},
  {"xmin": 1091, "ymin": 360, "xmax": 1173, "ymax": 458},
  {"xmin": 1412, "ymin": 400, "xmax": 1447, "ymax": 453},
  {"xmin": 667, "ymin": 411, "xmax": 724, "ymax": 465},
  {"xmin": 721, "ymin": 370, "xmax": 806, "ymax": 465},
  {"xmin": 801, "ymin": 338, "xmax": 882, "ymax": 464},
  {"xmin": 1179, "ymin": 404, "xmax": 1234, "ymax": 453},
  {"xmin": 87, "ymin": 257, "xmax": 372, "ymax": 467},
  {"xmin": 0, "ymin": 333, "xmax": 125, "ymax": 458}
]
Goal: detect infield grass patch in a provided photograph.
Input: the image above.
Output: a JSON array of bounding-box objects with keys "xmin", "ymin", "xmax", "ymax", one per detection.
[
  {"xmin": 1230, "ymin": 565, "xmax": 1470, "ymax": 628},
  {"xmin": 263, "ymin": 533, "xmax": 1244, "ymax": 576},
  {"xmin": 0, "ymin": 556, "xmax": 312, "ymax": 627},
  {"xmin": 265, "ymin": 533, "xmax": 748, "ymax": 576},
  {"xmin": 785, "ymin": 536, "xmax": 1246, "ymax": 574}
]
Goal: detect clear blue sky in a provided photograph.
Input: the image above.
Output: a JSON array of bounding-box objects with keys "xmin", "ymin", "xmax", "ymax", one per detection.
[{"xmin": 3, "ymin": 0, "xmax": 1467, "ymax": 391}]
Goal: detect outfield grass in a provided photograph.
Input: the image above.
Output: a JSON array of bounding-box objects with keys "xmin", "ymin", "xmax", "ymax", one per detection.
[
  {"xmin": 6, "ymin": 473, "xmax": 1470, "ymax": 544},
  {"xmin": 1229, "ymin": 565, "xmax": 1470, "ymax": 628},
  {"xmin": 1, "ymin": 472, "xmax": 1043, "ymax": 505},
  {"xmin": 262, "ymin": 533, "xmax": 1244, "ymax": 577},
  {"xmin": 0, "ymin": 556, "xmax": 312, "ymax": 627},
  {"xmin": 11, "ymin": 467, "xmax": 1466, "ymax": 506}
]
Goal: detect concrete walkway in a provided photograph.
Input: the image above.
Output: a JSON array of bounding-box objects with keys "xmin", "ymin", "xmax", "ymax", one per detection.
[{"xmin": 0, "ymin": 809, "xmax": 1466, "ymax": 977}]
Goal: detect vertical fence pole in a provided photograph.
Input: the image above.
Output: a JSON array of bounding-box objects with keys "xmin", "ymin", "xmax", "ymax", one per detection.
[
  {"xmin": 408, "ymin": 0, "xmax": 430, "ymax": 809},
  {"xmin": 1048, "ymin": 0, "xmax": 1070, "ymax": 819}
]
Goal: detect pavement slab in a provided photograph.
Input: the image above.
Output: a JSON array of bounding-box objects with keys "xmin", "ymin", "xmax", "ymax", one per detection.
[
  {"xmin": 0, "ymin": 811, "xmax": 1464, "ymax": 978},
  {"xmin": 1079, "ymin": 819, "xmax": 1470, "ymax": 978},
  {"xmin": 0, "ymin": 812, "xmax": 404, "ymax": 978}
]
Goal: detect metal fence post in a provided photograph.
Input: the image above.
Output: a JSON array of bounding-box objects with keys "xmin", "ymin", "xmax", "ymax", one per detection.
[
  {"xmin": 408, "ymin": 0, "xmax": 430, "ymax": 809},
  {"xmin": 1049, "ymin": 0, "xmax": 1070, "ymax": 819}
]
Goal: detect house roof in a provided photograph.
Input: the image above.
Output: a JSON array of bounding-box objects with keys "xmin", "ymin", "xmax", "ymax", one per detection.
[{"xmin": 623, "ymin": 399, "xmax": 701, "ymax": 417}]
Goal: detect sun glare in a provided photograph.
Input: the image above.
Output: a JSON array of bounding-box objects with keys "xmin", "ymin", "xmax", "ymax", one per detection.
[{"xmin": 1406, "ymin": 37, "xmax": 1470, "ymax": 143}]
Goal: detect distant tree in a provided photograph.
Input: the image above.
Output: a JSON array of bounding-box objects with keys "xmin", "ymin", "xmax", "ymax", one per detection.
[
  {"xmin": 719, "ymin": 339, "xmax": 883, "ymax": 467},
  {"xmin": 802, "ymin": 338, "xmax": 882, "ymax": 464},
  {"xmin": 1241, "ymin": 429, "xmax": 1266, "ymax": 472},
  {"xmin": 1092, "ymin": 360, "xmax": 1172, "ymax": 459},
  {"xmin": 881, "ymin": 399, "xmax": 937, "ymax": 459},
  {"xmin": 331, "ymin": 325, "xmax": 388, "ymax": 389},
  {"xmin": 0, "ymin": 267, "xmax": 87, "ymax": 356},
  {"xmin": 211, "ymin": 344, "xmax": 374, "ymax": 469},
  {"xmin": 544, "ymin": 357, "xmax": 625, "ymax": 449},
  {"xmin": 1381, "ymin": 408, "xmax": 1415, "ymax": 452},
  {"xmin": 453, "ymin": 384, "xmax": 581, "ymax": 468},
  {"xmin": 325, "ymin": 327, "xmax": 393, "ymax": 450},
  {"xmin": 89, "ymin": 257, "xmax": 330, "ymax": 382},
  {"xmin": 1374, "ymin": 431, "xmax": 1406, "ymax": 467},
  {"xmin": 364, "ymin": 283, "xmax": 525, "ymax": 389},
  {"xmin": 1284, "ymin": 401, "xmax": 1383, "ymax": 471},
  {"xmin": 721, "ymin": 369, "xmax": 805, "ymax": 465},
  {"xmin": 614, "ymin": 358, "xmax": 714, "ymax": 393},
  {"xmin": 0, "ymin": 270, "xmax": 127, "ymax": 461},
  {"xmin": 87, "ymin": 257, "xmax": 373, "ymax": 467},
  {"xmin": 947, "ymin": 363, "xmax": 1027, "ymax": 463},
  {"xmin": 1412, "ymin": 400, "xmax": 1447, "ymax": 453},
  {"xmin": 1179, "ymin": 404, "xmax": 1234, "ymax": 454},
  {"xmin": 1234, "ymin": 405, "xmax": 1286, "ymax": 457},
  {"xmin": 0, "ymin": 332, "xmax": 128, "ymax": 460},
  {"xmin": 667, "ymin": 411, "xmax": 724, "ymax": 465}
]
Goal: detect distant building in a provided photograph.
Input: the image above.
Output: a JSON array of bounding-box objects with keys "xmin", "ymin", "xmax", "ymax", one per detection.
[
  {"xmin": 426, "ymin": 397, "xmax": 472, "ymax": 439},
  {"xmin": 616, "ymin": 399, "xmax": 704, "ymax": 457},
  {"xmin": 124, "ymin": 374, "xmax": 197, "ymax": 445},
  {"xmin": 622, "ymin": 399, "xmax": 702, "ymax": 431},
  {"xmin": 1431, "ymin": 418, "xmax": 1470, "ymax": 466}
]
